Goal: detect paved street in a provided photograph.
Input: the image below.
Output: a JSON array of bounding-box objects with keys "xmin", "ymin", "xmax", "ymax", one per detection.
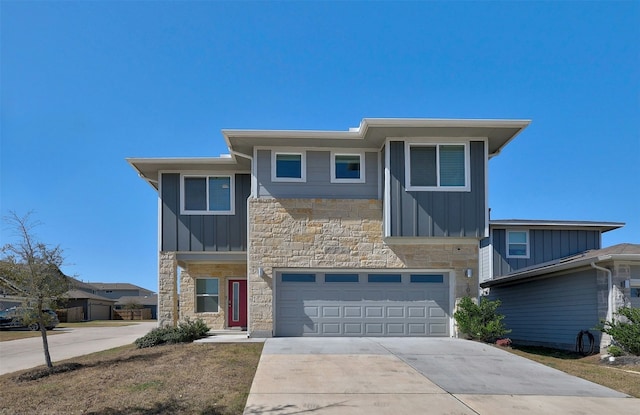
[{"xmin": 0, "ymin": 322, "xmax": 156, "ymax": 374}]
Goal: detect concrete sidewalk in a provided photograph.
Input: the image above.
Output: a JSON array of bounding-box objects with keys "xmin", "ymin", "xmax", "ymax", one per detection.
[{"xmin": 244, "ymin": 337, "xmax": 639, "ymax": 414}]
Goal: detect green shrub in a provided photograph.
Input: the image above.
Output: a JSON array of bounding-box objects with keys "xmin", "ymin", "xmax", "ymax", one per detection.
[
  {"xmin": 608, "ymin": 345, "xmax": 624, "ymax": 357},
  {"xmin": 600, "ymin": 307, "xmax": 640, "ymax": 356},
  {"xmin": 134, "ymin": 318, "xmax": 210, "ymax": 348},
  {"xmin": 454, "ymin": 296, "xmax": 511, "ymax": 342}
]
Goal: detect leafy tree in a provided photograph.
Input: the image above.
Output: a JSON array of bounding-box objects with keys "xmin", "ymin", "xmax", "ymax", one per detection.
[
  {"xmin": 454, "ymin": 296, "xmax": 511, "ymax": 342},
  {"xmin": 600, "ymin": 307, "xmax": 640, "ymax": 356},
  {"xmin": 0, "ymin": 212, "xmax": 72, "ymax": 368}
]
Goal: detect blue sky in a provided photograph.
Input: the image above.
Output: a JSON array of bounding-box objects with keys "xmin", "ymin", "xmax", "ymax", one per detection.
[{"xmin": 1, "ymin": 1, "xmax": 638, "ymax": 292}]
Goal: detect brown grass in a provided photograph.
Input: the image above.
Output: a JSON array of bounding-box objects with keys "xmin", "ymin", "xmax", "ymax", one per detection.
[
  {"xmin": 506, "ymin": 346, "xmax": 640, "ymax": 398},
  {"xmin": 0, "ymin": 329, "xmax": 64, "ymax": 342},
  {"xmin": 0, "ymin": 342, "xmax": 263, "ymax": 415}
]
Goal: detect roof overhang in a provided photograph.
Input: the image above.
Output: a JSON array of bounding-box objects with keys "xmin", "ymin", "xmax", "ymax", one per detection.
[
  {"xmin": 127, "ymin": 157, "xmax": 251, "ymax": 190},
  {"xmin": 480, "ymin": 252, "xmax": 640, "ymax": 288},
  {"xmin": 223, "ymin": 118, "xmax": 531, "ymax": 157},
  {"xmin": 489, "ymin": 219, "xmax": 625, "ymax": 233}
]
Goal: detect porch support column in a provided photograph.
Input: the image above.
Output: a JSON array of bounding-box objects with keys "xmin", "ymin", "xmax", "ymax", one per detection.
[{"xmin": 158, "ymin": 251, "xmax": 178, "ymax": 327}]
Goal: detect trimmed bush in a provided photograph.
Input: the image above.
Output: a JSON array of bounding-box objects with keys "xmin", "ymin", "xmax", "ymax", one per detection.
[
  {"xmin": 454, "ymin": 296, "xmax": 511, "ymax": 342},
  {"xmin": 135, "ymin": 318, "xmax": 210, "ymax": 348},
  {"xmin": 600, "ymin": 307, "xmax": 640, "ymax": 356}
]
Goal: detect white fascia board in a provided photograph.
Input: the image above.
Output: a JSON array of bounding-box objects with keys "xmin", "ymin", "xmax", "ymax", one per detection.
[
  {"xmin": 362, "ymin": 118, "xmax": 531, "ymax": 129},
  {"xmin": 489, "ymin": 220, "xmax": 625, "ymax": 232}
]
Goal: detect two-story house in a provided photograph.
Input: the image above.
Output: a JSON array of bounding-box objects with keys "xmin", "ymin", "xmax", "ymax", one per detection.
[{"xmin": 129, "ymin": 118, "xmax": 537, "ymax": 337}]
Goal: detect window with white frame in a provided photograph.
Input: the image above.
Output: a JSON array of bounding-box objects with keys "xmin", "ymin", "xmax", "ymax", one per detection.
[
  {"xmin": 272, "ymin": 152, "xmax": 306, "ymax": 182},
  {"xmin": 331, "ymin": 152, "xmax": 365, "ymax": 183},
  {"xmin": 506, "ymin": 230, "xmax": 529, "ymax": 258},
  {"xmin": 181, "ymin": 175, "xmax": 234, "ymax": 215},
  {"xmin": 405, "ymin": 143, "xmax": 468, "ymax": 190},
  {"xmin": 195, "ymin": 278, "xmax": 219, "ymax": 312}
]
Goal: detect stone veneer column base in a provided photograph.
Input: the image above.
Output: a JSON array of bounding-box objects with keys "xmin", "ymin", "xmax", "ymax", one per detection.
[{"xmin": 158, "ymin": 252, "xmax": 178, "ymax": 327}]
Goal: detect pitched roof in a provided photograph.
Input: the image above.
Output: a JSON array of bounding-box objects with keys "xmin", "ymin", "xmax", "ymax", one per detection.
[
  {"xmin": 480, "ymin": 243, "xmax": 640, "ymax": 288},
  {"xmin": 89, "ymin": 283, "xmax": 154, "ymax": 293},
  {"xmin": 115, "ymin": 295, "xmax": 158, "ymax": 306},
  {"xmin": 65, "ymin": 289, "xmax": 117, "ymax": 302}
]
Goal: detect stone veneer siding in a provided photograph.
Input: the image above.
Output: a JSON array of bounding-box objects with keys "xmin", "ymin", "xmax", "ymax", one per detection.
[
  {"xmin": 248, "ymin": 198, "xmax": 479, "ymax": 336},
  {"xmin": 179, "ymin": 263, "xmax": 247, "ymax": 329},
  {"xmin": 158, "ymin": 252, "xmax": 178, "ymax": 327}
]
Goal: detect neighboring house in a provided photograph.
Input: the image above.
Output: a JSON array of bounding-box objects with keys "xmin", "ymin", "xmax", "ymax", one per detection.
[
  {"xmin": 129, "ymin": 117, "xmax": 535, "ymax": 337},
  {"xmin": 90, "ymin": 283, "xmax": 155, "ymax": 300},
  {"xmin": 115, "ymin": 294, "xmax": 158, "ymax": 319},
  {"xmin": 64, "ymin": 289, "xmax": 117, "ymax": 321},
  {"xmin": 480, "ymin": 224, "xmax": 640, "ymax": 352}
]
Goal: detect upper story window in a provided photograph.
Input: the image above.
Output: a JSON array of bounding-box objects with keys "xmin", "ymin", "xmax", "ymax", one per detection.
[
  {"xmin": 506, "ymin": 230, "xmax": 529, "ymax": 258},
  {"xmin": 181, "ymin": 174, "xmax": 234, "ymax": 215},
  {"xmin": 331, "ymin": 152, "xmax": 365, "ymax": 183},
  {"xmin": 405, "ymin": 143, "xmax": 469, "ymax": 191},
  {"xmin": 272, "ymin": 151, "xmax": 306, "ymax": 182}
]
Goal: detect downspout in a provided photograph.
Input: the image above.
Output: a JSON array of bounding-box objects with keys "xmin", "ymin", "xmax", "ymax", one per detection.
[{"xmin": 591, "ymin": 262, "xmax": 612, "ymax": 350}]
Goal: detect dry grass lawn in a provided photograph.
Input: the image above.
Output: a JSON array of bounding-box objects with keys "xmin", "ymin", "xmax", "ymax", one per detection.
[
  {"xmin": 0, "ymin": 329, "xmax": 64, "ymax": 342},
  {"xmin": 507, "ymin": 346, "xmax": 640, "ymax": 398},
  {"xmin": 0, "ymin": 342, "xmax": 263, "ymax": 415}
]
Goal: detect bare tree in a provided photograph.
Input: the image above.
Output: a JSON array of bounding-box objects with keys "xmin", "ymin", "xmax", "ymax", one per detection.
[{"xmin": 0, "ymin": 212, "xmax": 71, "ymax": 368}]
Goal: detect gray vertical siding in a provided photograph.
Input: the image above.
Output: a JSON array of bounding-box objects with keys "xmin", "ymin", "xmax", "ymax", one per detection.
[
  {"xmin": 488, "ymin": 269, "xmax": 600, "ymax": 351},
  {"xmin": 161, "ymin": 173, "xmax": 249, "ymax": 252},
  {"xmin": 389, "ymin": 141, "xmax": 486, "ymax": 238},
  {"xmin": 492, "ymin": 229, "xmax": 601, "ymax": 276},
  {"xmin": 256, "ymin": 150, "xmax": 379, "ymax": 199}
]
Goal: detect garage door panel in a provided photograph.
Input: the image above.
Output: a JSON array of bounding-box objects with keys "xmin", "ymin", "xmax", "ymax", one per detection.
[
  {"xmin": 387, "ymin": 307, "xmax": 405, "ymax": 318},
  {"xmin": 344, "ymin": 306, "xmax": 362, "ymax": 318},
  {"xmin": 275, "ymin": 271, "xmax": 450, "ymax": 337},
  {"xmin": 408, "ymin": 307, "xmax": 426, "ymax": 318},
  {"xmin": 365, "ymin": 306, "xmax": 384, "ymax": 317},
  {"xmin": 322, "ymin": 306, "xmax": 340, "ymax": 317},
  {"xmin": 343, "ymin": 323, "xmax": 362, "ymax": 334}
]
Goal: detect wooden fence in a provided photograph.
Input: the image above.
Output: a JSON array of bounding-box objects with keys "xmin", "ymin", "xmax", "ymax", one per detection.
[
  {"xmin": 113, "ymin": 308, "xmax": 152, "ymax": 320},
  {"xmin": 56, "ymin": 307, "xmax": 84, "ymax": 322}
]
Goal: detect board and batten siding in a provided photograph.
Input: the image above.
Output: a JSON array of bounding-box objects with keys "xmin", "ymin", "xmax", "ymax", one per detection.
[
  {"xmin": 488, "ymin": 268, "xmax": 600, "ymax": 351},
  {"xmin": 160, "ymin": 173, "xmax": 250, "ymax": 252},
  {"xmin": 256, "ymin": 150, "xmax": 379, "ymax": 199},
  {"xmin": 492, "ymin": 229, "xmax": 601, "ymax": 276},
  {"xmin": 388, "ymin": 140, "xmax": 486, "ymax": 238}
]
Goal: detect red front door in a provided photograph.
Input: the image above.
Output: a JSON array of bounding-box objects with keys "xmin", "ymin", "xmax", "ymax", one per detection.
[{"xmin": 227, "ymin": 279, "xmax": 247, "ymax": 328}]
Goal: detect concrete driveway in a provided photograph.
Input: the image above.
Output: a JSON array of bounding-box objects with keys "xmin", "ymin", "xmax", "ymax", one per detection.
[
  {"xmin": 0, "ymin": 321, "xmax": 156, "ymax": 375},
  {"xmin": 244, "ymin": 337, "xmax": 639, "ymax": 414}
]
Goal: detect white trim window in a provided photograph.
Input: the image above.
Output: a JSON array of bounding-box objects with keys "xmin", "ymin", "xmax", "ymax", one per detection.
[
  {"xmin": 331, "ymin": 152, "xmax": 365, "ymax": 183},
  {"xmin": 405, "ymin": 142, "xmax": 470, "ymax": 191},
  {"xmin": 195, "ymin": 278, "xmax": 219, "ymax": 313},
  {"xmin": 272, "ymin": 151, "xmax": 306, "ymax": 182},
  {"xmin": 181, "ymin": 174, "xmax": 235, "ymax": 215},
  {"xmin": 506, "ymin": 230, "xmax": 530, "ymax": 258}
]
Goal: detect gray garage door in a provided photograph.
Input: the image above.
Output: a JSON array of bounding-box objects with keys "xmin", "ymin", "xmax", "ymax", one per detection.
[{"xmin": 275, "ymin": 271, "xmax": 450, "ymax": 337}]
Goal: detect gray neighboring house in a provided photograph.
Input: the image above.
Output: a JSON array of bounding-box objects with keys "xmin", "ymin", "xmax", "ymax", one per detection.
[{"xmin": 480, "ymin": 220, "xmax": 639, "ymax": 352}]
